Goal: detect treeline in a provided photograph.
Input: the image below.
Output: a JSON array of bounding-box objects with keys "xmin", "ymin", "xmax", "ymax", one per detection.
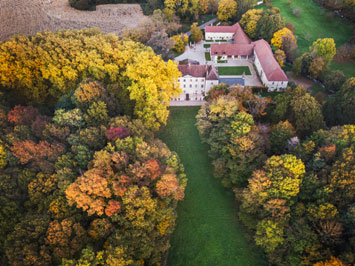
[
  {"xmin": 0, "ymin": 30, "xmax": 186, "ymax": 265},
  {"xmin": 314, "ymin": 0, "xmax": 355, "ymax": 22},
  {"xmin": 196, "ymin": 83, "xmax": 355, "ymax": 265}
]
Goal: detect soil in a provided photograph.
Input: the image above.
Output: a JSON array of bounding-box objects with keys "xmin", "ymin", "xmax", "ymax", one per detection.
[{"xmin": 0, "ymin": 0, "xmax": 150, "ymax": 41}]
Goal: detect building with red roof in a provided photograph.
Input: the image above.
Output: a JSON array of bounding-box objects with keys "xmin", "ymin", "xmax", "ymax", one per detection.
[
  {"xmin": 205, "ymin": 23, "xmax": 288, "ymax": 91},
  {"xmin": 175, "ymin": 64, "xmax": 219, "ymax": 101}
]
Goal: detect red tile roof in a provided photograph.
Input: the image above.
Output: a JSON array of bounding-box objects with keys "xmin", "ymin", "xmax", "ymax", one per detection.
[
  {"xmin": 205, "ymin": 23, "xmax": 239, "ymax": 33},
  {"xmin": 178, "ymin": 65, "xmax": 219, "ymax": 80},
  {"xmin": 206, "ymin": 67, "xmax": 219, "ymax": 80},
  {"xmin": 205, "ymin": 23, "xmax": 287, "ymax": 82},
  {"xmin": 233, "ymin": 23, "xmax": 251, "ymax": 44},
  {"xmin": 252, "ymin": 39, "xmax": 288, "ymax": 82},
  {"xmin": 211, "ymin": 43, "xmax": 254, "ymax": 56}
]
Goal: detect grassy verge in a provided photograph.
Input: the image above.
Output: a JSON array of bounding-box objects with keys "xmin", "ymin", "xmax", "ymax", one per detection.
[
  {"xmin": 158, "ymin": 107, "xmax": 266, "ymax": 266},
  {"xmin": 217, "ymin": 60, "xmax": 228, "ymax": 63},
  {"xmin": 203, "ymin": 44, "xmax": 211, "ymax": 48},
  {"xmin": 218, "ymin": 66, "xmax": 252, "ymax": 75},
  {"xmin": 205, "ymin": 52, "xmax": 211, "ymax": 61}
]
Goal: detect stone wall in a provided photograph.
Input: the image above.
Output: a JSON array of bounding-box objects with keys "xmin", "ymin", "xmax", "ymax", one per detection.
[{"xmin": 0, "ymin": 0, "xmax": 149, "ymax": 41}]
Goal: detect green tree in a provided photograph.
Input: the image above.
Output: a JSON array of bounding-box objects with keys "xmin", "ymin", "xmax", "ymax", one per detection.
[
  {"xmin": 270, "ymin": 120, "xmax": 296, "ymax": 154},
  {"xmin": 255, "ymin": 8, "xmax": 285, "ymax": 42}
]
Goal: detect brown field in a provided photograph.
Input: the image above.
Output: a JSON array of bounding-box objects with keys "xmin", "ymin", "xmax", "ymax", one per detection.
[{"xmin": 0, "ymin": 0, "xmax": 149, "ymax": 41}]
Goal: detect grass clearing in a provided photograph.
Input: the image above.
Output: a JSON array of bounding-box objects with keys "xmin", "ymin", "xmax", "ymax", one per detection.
[
  {"xmin": 205, "ymin": 52, "xmax": 211, "ymax": 61},
  {"xmin": 257, "ymin": 0, "xmax": 354, "ymax": 78},
  {"xmin": 218, "ymin": 66, "xmax": 251, "ymax": 75},
  {"xmin": 158, "ymin": 107, "xmax": 266, "ymax": 266}
]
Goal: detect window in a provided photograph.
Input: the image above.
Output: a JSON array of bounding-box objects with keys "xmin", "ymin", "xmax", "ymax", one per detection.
[
  {"xmin": 190, "ymin": 84, "xmax": 192, "ymax": 88},
  {"xmin": 195, "ymin": 79, "xmax": 198, "ymax": 82},
  {"xmin": 183, "ymin": 79, "xmax": 186, "ymax": 82},
  {"xmin": 201, "ymin": 84, "xmax": 204, "ymax": 88},
  {"xmin": 183, "ymin": 84, "xmax": 186, "ymax": 88},
  {"xmin": 195, "ymin": 84, "xmax": 197, "ymax": 88}
]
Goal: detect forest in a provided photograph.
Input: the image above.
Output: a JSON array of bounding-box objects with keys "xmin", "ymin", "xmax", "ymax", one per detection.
[
  {"xmin": 0, "ymin": 29, "xmax": 187, "ymax": 265},
  {"xmin": 196, "ymin": 83, "xmax": 355, "ymax": 265},
  {"xmin": 0, "ymin": 0, "xmax": 354, "ymax": 264}
]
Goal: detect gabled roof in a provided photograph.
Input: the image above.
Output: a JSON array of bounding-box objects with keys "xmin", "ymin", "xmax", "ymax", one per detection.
[
  {"xmin": 233, "ymin": 23, "xmax": 251, "ymax": 44},
  {"xmin": 253, "ymin": 39, "xmax": 288, "ymax": 82},
  {"xmin": 211, "ymin": 43, "xmax": 254, "ymax": 56},
  {"xmin": 178, "ymin": 65, "xmax": 219, "ymax": 80},
  {"xmin": 205, "ymin": 23, "xmax": 239, "ymax": 33},
  {"xmin": 206, "ymin": 66, "xmax": 219, "ymax": 80}
]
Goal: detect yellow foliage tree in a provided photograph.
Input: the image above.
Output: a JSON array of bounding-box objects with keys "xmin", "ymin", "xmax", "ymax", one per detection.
[
  {"xmin": 274, "ymin": 49, "xmax": 286, "ymax": 67},
  {"xmin": 217, "ymin": 0, "xmax": 237, "ymax": 21},
  {"xmin": 271, "ymin": 27, "xmax": 296, "ymax": 49},
  {"xmin": 0, "ymin": 29, "xmax": 181, "ymax": 130},
  {"xmin": 199, "ymin": 0, "xmax": 210, "ymax": 14},
  {"xmin": 313, "ymin": 257, "xmax": 345, "ymax": 266},
  {"xmin": 171, "ymin": 34, "xmax": 189, "ymax": 53},
  {"xmin": 239, "ymin": 9, "xmax": 263, "ymax": 39}
]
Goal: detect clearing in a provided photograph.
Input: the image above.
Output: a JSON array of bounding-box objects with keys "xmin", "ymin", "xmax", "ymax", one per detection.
[
  {"xmin": 218, "ymin": 66, "xmax": 252, "ymax": 75},
  {"xmin": 158, "ymin": 107, "xmax": 266, "ymax": 266},
  {"xmin": 257, "ymin": 0, "xmax": 354, "ymax": 77}
]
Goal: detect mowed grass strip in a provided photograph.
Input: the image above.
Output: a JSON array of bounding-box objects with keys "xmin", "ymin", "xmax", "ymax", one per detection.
[
  {"xmin": 158, "ymin": 107, "xmax": 266, "ymax": 266},
  {"xmin": 218, "ymin": 66, "xmax": 251, "ymax": 75},
  {"xmin": 205, "ymin": 52, "xmax": 211, "ymax": 61}
]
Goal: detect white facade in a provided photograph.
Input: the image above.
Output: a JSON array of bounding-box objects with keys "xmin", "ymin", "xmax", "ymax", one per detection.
[
  {"xmin": 174, "ymin": 75, "xmax": 218, "ymax": 101},
  {"xmin": 254, "ymin": 51, "xmax": 288, "ymax": 91},
  {"xmin": 212, "ymin": 54, "xmax": 249, "ymax": 62},
  {"xmin": 205, "ymin": 32, "xmax": 234, "ymax": 41}
]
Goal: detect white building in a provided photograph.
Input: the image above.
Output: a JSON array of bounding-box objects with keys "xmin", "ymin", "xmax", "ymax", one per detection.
[
  {"xmin": 174, "ymin": 65, "xmax": 219, "ymax": 101},
  {"xmin": 205, "ymin": 23, "xmax": 288, "ymax": 91}
]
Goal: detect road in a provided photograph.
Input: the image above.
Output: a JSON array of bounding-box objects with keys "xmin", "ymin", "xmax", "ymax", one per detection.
[{"xmin": 185, "ymin": 17, "xmax": 218, "ymax": 36}]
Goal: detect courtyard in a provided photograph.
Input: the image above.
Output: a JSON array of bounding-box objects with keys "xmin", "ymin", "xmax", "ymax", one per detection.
[{"xmin": 174, "ymin": 41, "xmax": 263, "ymax": 88}]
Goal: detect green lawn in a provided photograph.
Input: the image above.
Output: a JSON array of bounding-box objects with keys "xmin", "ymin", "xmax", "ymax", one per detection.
[
  {"xmin": 158, "ymin": 107, "xmax": 266, "ymax": 266},
  {"xmin": 205, "ymin": 52, "xmax": 211, "ymax": 61},
  {"xmin": 218, "ymin": 66, "xmax": 251, "ymax": 75},
  {"xmin": 257, "ymin": 0, "xmax": 354, "ymax": 78},
  {"xmin": 203, "ymin": 44, "xmax": 211, "ymax": 48}
]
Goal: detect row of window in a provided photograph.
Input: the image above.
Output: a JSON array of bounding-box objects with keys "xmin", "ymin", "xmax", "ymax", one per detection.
[
  {"xmin": 182, "ymin": 90, "xmax": 205, "ymax": 94},
  {"xmin": 182, "ymin": 84, "xmax": 204, "ymax": 88},
  {"xmin": 172, "ymin": 97, "xmax": 204, "ymax": 101},
  {"xmin": 178, "ymin": 79, "xmax": 204, "ymax": 82}
]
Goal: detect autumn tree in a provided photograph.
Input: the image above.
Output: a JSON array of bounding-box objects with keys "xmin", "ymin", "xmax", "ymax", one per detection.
[
  {"xmin": 275, "ymin": 49, "xmax": 286, "ymax": 67},
  {"xmin": 190, "ymin": 23, "xmax": 203, "ymax": 43},
  {"xmin": 171, "ymin": 34, "xmax": 189, "ymax": 53},
  {"xmin": 239, "ymin": 9, "xmax": 263, "ymax": 39},
  {"xmin": 217, "ymin": 0, "xmax": 237, "ymax": 21},
  {"xmin": 0, "ymin": 29, "xmax": 181, "ymax": 131},
  {"xmin": 199, "ymin": 0, "xmax": 210, "ymax": 14},
  {"xmin": 310, "ymin": 38, "xmax": 336, "ymax": 66},
  {"xmin": 196, "ymin": 95, "xmax": 266, "ymax": 187}
]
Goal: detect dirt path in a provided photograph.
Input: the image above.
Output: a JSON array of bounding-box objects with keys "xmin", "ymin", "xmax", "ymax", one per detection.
[{"xmin": 0, "ymin": 0, "xmax": 149, "ymax": 41}]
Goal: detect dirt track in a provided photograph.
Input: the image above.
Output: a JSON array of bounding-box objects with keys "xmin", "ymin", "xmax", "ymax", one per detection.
[{"xmin": 0, "ymin": 0, "xmax": 149, "ymax": 41}]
